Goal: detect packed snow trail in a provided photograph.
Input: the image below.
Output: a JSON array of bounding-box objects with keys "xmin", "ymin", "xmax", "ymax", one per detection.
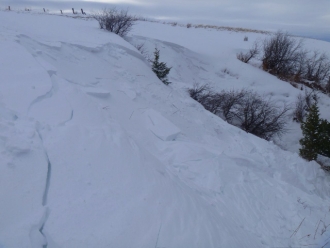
[{"xmin": 0, "ymin": 11, "xmax": 330, "ymax": 248}]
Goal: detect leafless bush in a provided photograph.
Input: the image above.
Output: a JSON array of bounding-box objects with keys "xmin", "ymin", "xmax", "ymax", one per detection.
[
  {"xmin": 262, "ymin": 31, "xmax": 305, "ymax": 79},
  {"xmin": 304, "ymin": 51, "xmax": 330, "ymax": 83},
  {"xmin": 93, "ymin": 8, "xmax": 135, "ymax": 37},
  {"xmin": 218, "ymin": 89, "xmax": 246, "ymax": 121},
  {"xmin": 258, "ymin": 31, "xmax": 330, "ymax": 94},
  {"xmin": 187, "ymin": 23, "xmax": 192, "ymax": 28},
  {"xmin": 244, "ymin": 36, "xmax": 248, "ymax": 41},
  {"xmin": 171, "ymin": 22, "xmax": 178, "ymax": 26},
  {"xmin": 133, "ymin": 43, "xmax": 146, "ymax": 53},
  {"xmin": 237, "ymin": 42, "xmax": 260, "ymax": 63},
  {"xmin": 293, "ymin": 94, "xmax": 306, "ymax": 122},
  {"xmin": 292, "ymin": 89, "xmax": 318, "ymax": 122},
  {"xmin": 203, "ymin": 92, "xmax": 224, "ymax": 114},
  {"xmin": 221, "ymin": 68, "xmax": 238, "ymax": 78},
  {"xmin": 188, "ymin": 86, "xmax": 290, "ymax": 140},
  {"xmin": 325, "ymin": 78, "xmax": 330, "ymax": 94},
  {"xmin": 235, "ymin": 93, "xmax": 290, "ymax": 140},
  {"xmin": 187, "ymin": 84, "xmax": 213, "ymax": 105},
  {"xmin": 188, "ymin": 84, "xmax": 208, "ymax": 100},
  {"xmin": 290, "ymin": 49, "xmax": 308, "ymax": 83},
  {"xmin": 304, "ymin": 89, "xmax": 319, "ymax": 111}
]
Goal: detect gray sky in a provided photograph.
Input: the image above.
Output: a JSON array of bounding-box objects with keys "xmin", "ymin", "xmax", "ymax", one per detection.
[{"xmin": 2, "ymin": 0, "xmax": 330, "ymax": 41}]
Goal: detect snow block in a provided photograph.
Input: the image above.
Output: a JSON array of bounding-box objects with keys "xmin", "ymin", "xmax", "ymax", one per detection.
[
  {"xmin": 144, "ymin": 109, "xmax": 181, "ymax": 141},
  {"xmin": 82, "ymin": 88, "xmax": 110, "ymax": 98}
]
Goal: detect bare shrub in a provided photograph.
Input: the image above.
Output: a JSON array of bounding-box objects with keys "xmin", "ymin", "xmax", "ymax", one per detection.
[
  {"xmin": 171, "ymin": 22, "xmax": 178, "ymax": 26},
  {"xmin": 221, "ymin": 68, "xmax": 238, "ymax": 78},
  {"xmin": 203, "ymin": 92, "xmax": 223, "ymax": 114},
  {"xmin": 188, "ymin": 84, "xmax": 204, "ymax": 101},
  {"xmin": 234, "ymin": 93, "xmax": 290, "ymax": 140},
  {"xmin": 93, "ymin": 8, "xmax": 135, "ymax": 37},
  {"xmin": 258, "ymin": 31, "xmax": 330, "ymax": 94},
  {"xmin": 188, "ymin": 86, "xmax": 290, "ymax": 140},
  {"xmin": 262, "ymin": 31, "xmax": 305, "ymax": 79},
  {"xmin": 218, "ymin": 89, "xmax": 246, "ymax": 121},
  {"xmin": 134, "ymin": 43, "xmax": 146, "ymax": 53},
  {"xmin": 244, "ymin": 36, "xmax": 248, "ymax": 41},
  {"xmin": 325, "ymin": 78, "xmax": 330, "ymax": 94},
  {"xmin": 237, "ymin": 42, "xmax": 260, "ymax": 63},
  {"xmin": 304, "ymin": 51, "xmax": 330, "ymax": 83},
  {"xmin": 289, "ymin": 47, "xmax": 308, "ymax": 83},
  {"xmin": 304, "ymin": 89, "xmax": 319, "ymax": 111},
  {"xmin": 187, "ymin": 23, "xmax": 192, "ymax": 28},
  {"xmin": 188, "ymin": 84, "xmax": 213, "ymax": 105},
  {"xmin": 293, "ymin": 94, "xmax": 306, "ymax": 122},
  {"xmin": 290, "ymin": 81, "xmax": 299, "ymax": 88},
  {"xmin": 292, "ymin": 89, "xmax": 318, "ymax": 122}
]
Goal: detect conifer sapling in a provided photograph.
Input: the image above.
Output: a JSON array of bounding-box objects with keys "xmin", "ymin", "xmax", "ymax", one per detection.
[
  {"xmin": 319, "ymin": 119, "xmax": 330, "ymax": 158},
  {"xmin": 152, "ymin": 48, "xmax": 171, "ymax": 85},
  {"xmin": 299, "ymin": 104, "xmax": 320, "ymax": 161}
]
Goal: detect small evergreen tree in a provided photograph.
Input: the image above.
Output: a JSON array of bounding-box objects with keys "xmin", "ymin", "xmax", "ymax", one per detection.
[
  {"xmin": 299, "ymin": 104, "xmax": 321, "ymax": 161},
  {"xmin": 319, "ymin": 119, "xmax": 330, "ymax": 157},
  {"xmin": 152, "ymin": 48, "xmax": 171, "ymax": 85}
]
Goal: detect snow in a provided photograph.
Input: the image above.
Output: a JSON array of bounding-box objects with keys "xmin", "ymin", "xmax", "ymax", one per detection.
[
  {"xmin": 143, "ymin": 109, "xmax": 181, "ymax": 141},
  {"xmin": 0, "ymin": 10, "xmax": 330, "ymax": 248}
]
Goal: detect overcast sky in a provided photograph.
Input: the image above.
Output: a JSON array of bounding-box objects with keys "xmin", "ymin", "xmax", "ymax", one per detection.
[{"xmin": 2, "ymin": 0, "xmax": 330, "ymax": 41}]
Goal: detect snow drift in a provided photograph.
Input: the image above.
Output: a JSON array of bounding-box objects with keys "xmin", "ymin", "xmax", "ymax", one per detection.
[{"xmin": 0, "ymin": 11, "xmax": 330, "ymax": 248}]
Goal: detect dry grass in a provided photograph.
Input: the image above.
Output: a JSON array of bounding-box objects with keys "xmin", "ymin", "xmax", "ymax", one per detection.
[{"xmin": 134, "ymin": 17, "xmax": 271, "ymax": 35}]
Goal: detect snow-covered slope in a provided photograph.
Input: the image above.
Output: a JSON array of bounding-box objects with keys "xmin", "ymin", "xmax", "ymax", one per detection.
[{"xmin": 1, "ymin": 11, "xmax": 330, "ymax": 248}]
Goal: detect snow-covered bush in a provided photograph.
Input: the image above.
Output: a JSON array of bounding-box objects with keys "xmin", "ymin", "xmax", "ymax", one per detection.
[
  {"xmin": 93, "ymin": 8, "xmax": 135, "ymax": 37},
  {"xmin": 152, "ymin": 48, "xmax": 171, "ymax": 85},
  {"xmin": 189, "ymin": 86, "xmax": 290, "ymax": 140}
]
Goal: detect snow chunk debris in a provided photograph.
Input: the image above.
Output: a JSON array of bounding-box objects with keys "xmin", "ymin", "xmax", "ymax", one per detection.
[
  {"xmin": 144, "ymin": 109, "xmax": 181, "ymax": 141},
  {"xmin": 82, "ymin": 87, "xmax": 111, "ymax": 98}
]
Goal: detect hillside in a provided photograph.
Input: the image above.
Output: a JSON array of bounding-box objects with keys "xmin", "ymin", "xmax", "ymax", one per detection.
[{"xmin": 0, "ymin": 11, "xmax": 330, "ymax": 248}]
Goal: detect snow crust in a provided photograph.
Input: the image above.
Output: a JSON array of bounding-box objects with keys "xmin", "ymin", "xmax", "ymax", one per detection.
[{"xmin": 0, "ymin": 11, "xmax": 330, "ymax": 248}]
